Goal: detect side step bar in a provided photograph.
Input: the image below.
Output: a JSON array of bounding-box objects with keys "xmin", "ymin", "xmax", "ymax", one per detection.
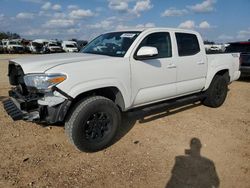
[
  {"xmin": 128, "ymin": 94, "xmax": 205, "ymax": 118},
  {"xmin": 2, "ymin": 99, "xmax": 23, "ymax": 121}
]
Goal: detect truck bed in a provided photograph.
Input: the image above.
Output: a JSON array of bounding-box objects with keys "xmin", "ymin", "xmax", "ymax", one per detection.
[{"xmin": 206, "ymin": 53, "xmax": 241, "ymax": 82}]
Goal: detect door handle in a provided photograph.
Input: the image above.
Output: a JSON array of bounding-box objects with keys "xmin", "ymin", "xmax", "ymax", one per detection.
[
  {"xmin": 167, "ymin": 64, "xmax": 177, "ymax": 69},
  {"xmin": 197, "ymin": 61, "xmax": 205, "ymax": 65}
]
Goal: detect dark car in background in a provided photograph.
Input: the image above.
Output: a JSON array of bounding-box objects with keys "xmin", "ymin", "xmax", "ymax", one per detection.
[{"xmin": 225, "ymin": 42, "xmax": 250, "ymax": 77}]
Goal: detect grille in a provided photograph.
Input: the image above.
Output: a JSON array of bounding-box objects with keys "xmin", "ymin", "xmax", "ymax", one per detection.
[{"xmin": 2, "ymin": 99, "xmax": 23, "ymax": 121}]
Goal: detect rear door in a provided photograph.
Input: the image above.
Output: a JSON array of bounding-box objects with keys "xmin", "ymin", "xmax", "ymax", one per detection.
[{"xmin": 175, "ymin": 33, "xmax": 207, "ymax": 95}]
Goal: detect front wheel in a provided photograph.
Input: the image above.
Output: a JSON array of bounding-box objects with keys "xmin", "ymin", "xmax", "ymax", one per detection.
[
  {"xmin": 203, "ymin": 75, "xmax": 228, "ymax": 108},
  {"xmin": 65, "ymin": 96, "xmax": 121, "ymax": 152}
]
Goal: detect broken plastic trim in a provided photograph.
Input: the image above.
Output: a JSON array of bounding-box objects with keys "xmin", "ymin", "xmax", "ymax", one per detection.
[{"xmin": 52, "ymin": 86, "xmax": 73, "ymax": 101}]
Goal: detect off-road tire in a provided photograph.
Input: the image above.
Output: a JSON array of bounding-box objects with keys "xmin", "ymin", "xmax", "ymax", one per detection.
[
  {"xmin": 65, "ymin": 96, "xmax": 121, "ymax": 152},
  {"xmin": 203, "ymin": 75, "xmax": 228, "ymax": 108}
]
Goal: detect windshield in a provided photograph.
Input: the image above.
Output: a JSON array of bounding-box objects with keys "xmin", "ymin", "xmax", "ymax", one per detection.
[
  {"xmin": 66, "ymin": 44, "xmax": 76, "ymax": 48},
  {"xmin": 32, "ymin": 42, "xmax": 43, "ymax": 47},
  {"xmin": 9, "ymin": 41, "xmax": 20, "ymax": 45},
  {"xmin": 81, "ymin": 31, "xmax": 141, "ymax": 57}
]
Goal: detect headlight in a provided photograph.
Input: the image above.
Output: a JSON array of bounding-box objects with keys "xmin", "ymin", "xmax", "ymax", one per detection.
[{"xmin": 24, "ymin": 73, "xmax": 67, "ymax": 92}]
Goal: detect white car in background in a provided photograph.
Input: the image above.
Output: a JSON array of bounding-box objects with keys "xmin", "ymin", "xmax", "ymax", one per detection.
[
  {"xmin": 205, "ymin": 44, "xmax": 226, "ymax": 53},
  {"xmin": 45, "ymin": 41, "xmax": 63, "ymax": 53},
  {"xmin": 6, "ymin": 40, "xmax": 24, "ymax": 53},
  {"xmin": 28, "ymin": 39, "xmax": 48, "ymax": 54},
  {"xmin": 62, "ymin": 41, "xmax": 78, "ymax": 52}
]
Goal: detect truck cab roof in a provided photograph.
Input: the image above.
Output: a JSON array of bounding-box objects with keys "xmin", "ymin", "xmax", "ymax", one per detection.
[{"xmin": 113, "ymin": 27, "xmax": 198, "ymax": 34}]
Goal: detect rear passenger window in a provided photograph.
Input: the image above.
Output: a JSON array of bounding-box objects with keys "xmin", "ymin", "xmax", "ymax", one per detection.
[
  {"xmin": 137, "ymin": 32, "xmax": 172, "ymax": 58},
  {"xmin": 175, "ymin": 33, "xmax": 200, "ymax": 56}
]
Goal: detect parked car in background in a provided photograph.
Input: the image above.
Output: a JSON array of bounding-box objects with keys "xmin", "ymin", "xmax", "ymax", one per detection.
[
  {"xmin": 205, "ymin": 44, "xmax": 225, "ymax": 54},
  {"xmin": 69, "ymin": 39, "xmax": 88, "ymax": 51},
  {"xmin": 28, "ymin": 39, "xmax": 48, "ymax": 54},
  {"xmin": 28, "ymin": 41, "xmax": 44, "ymax": 54},
  {"xmin": 76, "ymin": 40, "xmax": 88, "ymax": 51},
  {"xmin": 21, "ymin": 39, "xmax": 31, "ymax": 53},
  {"xmin": 62, "ymin": 41, "xmax": 78, "ymax": 52},
  {"xmin": 3, "ymin": 28, "xmax": 240, "ymax": 152},
  {"xmin": 2, "ymin": 39, "xmax": 9, "ymax": 53},
  {"xmin": 225, "ymin": 41, "xmax": 250, "ymax": 77},
  {"xmin": 0, "ymin": 41, "xmax": 3, "ymax": 53},
  {"xmin": 6, "ymin": 40, "xmax": 24, "ymax": 53},
  {"xmin": 45, "ymin": 41, "xmax": 63, "ymax": 53}
]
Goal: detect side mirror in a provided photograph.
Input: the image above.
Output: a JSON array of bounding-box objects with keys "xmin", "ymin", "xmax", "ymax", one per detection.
[{"xmin": 136, "ymin": 46, "xmax": 158, "ymax": 60}]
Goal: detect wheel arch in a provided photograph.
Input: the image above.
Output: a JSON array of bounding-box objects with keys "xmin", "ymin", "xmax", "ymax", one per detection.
[
  {"xmin": 204, "ymin": 68, "xmax": 230, "ymax": 90},
  {"xmin": 65, "ymin": 86, "xmax": 125, "ymax": 118},
  {"xmin": 76, "ymin": 86, "xmax": 125, "ymax": 109}
]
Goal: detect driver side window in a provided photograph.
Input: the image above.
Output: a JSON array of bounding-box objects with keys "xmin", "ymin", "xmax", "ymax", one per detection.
[{"xmin": 136, "ymin": 32, "xmax": 172, "ymax": 59}]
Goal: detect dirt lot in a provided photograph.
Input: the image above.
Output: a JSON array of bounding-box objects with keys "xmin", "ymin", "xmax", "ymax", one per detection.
[{"xmin": 0, "ymin": 54, "xmax": 249, "ymax": 188}]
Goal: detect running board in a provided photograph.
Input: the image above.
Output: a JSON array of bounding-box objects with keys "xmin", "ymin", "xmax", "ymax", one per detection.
[{"xmin": 128, "ymin": 94, "xmax": 205, "ymax": 118}]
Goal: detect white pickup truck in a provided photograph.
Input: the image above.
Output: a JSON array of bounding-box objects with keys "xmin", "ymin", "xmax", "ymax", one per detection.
[
  {"xmin": 3, "ymin": 28, "xmax": 240, "ymax": 152},
  {"xmin": 6, "ymin": 40, "xmax": 25, "ymax": 53},
  {"xmin": 61, "ymin": 41, "xmax": 78, "ymax": 53}
]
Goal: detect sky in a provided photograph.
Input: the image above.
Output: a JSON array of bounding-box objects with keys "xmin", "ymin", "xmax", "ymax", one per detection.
[{"xmin": 0, "ymin": 0, "xmax": 250, "ymax": 42}]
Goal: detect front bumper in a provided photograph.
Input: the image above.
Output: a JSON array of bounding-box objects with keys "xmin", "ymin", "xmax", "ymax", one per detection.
[
  {"xmin": 3, "ymin": 98, "xmax": 23, "ymax": 121},
  {"xmin": 2, "ymin": 88, "xmax": 71, "ymax": 124}
]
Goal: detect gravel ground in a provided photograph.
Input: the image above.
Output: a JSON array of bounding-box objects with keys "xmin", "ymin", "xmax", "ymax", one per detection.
[{"xmin": 0, "ymin": 54, "xmax": 249, "ymax": 188}]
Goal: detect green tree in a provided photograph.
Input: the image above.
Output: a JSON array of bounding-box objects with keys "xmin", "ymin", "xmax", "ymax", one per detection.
[{"xmin": 0, "ymin": 31, "xmax": 21, "ymax": 40}]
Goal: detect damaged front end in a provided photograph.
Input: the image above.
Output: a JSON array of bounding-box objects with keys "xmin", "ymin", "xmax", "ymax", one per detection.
[{"xmin": 3, "ymin": 62, "xmax": 71, "ymax": 124}]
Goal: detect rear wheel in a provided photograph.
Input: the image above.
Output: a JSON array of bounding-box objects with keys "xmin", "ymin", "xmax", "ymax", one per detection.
[
  {"xmin": 65, "ymin": 96, "xmax": 121, "ymax": 152},
  {"xmin": 203, "ymin": 75, "xmax": 228, "ymax": 108}
]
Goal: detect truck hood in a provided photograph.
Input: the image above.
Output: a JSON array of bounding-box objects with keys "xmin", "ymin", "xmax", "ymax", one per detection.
[{"xmin": 11, "ymin": 53, "xmax": 111, "ymax": 73}]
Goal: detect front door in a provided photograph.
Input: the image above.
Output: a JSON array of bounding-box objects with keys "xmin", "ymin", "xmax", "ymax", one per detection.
[{"xmin": 130, "ymin": 32, "xmax": 177, "ymax": 106}]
